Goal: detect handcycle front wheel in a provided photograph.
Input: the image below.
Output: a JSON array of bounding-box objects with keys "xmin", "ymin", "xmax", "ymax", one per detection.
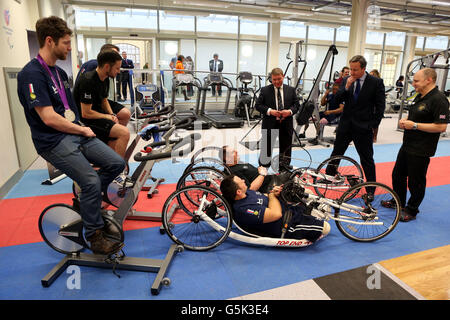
[
  {"xmin": 313, "ymin": 155, "xmax": 364, "ymax": 200},
  {"xmin": 161, "ymin": 185, "xmax": 233, "ymax": 251},
  {"xmin": 333, "ymin": 181, "xmax": 401, "ymax": 242}
]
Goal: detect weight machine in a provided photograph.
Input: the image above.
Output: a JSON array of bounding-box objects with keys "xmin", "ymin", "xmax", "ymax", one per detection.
[
  {"xmin": 397, "ymin": 48, "xmax": 450, "ymax": 131},
  {"xmin": 293, "ymin": 44, "xmax": 339, "ymax": 148}
]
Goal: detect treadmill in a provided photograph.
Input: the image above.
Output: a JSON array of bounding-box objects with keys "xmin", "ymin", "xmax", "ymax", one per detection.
[
  {"xmin": 171, "ymin": 73, "xmax": 212, "ymax": 130},
  {"xmin": 199, "ymin": 72, "xmax": 244, "ymax": 129}
]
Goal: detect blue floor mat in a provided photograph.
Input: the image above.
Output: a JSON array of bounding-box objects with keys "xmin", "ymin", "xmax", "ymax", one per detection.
[{"xmin": 1, "ymin": 183, "xmax": 449, "ymax": 300}]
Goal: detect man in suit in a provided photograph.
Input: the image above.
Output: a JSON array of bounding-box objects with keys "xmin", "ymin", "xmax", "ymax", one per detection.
[
  {"xmin": 325, "ymin": 55, "xmax": 385, "ymax": 200},
  {"xmin": 209, "ymin": 53, "xmax": 223, "ymax": 96},
  {"xmin": 255, "ymin": 67, "xmax": 300, "ymax": 172},
  {"xmin": 119, "ymin": 51, "xmax": 134, "ymax": 101}
]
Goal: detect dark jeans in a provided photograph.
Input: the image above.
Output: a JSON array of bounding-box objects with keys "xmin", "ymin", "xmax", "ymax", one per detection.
[
  {"xmin": 392, "ymin": 147, "xmax": 430, "ymax": 215},
  {"xmin": 40, "ymin": 135, "xmax": 125, "ymax": 238}
]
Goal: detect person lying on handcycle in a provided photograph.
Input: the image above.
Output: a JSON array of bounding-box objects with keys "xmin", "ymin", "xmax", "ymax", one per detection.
[
  {"xmin": 220, "ymin": 145, "xmax": 291, "ymax": 194},
  {"xmin": 220, "ymin": 174, "xmax": 330, "ymax": 242}
]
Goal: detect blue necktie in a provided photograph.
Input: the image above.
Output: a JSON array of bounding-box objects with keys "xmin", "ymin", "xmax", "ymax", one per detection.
[{"xmin": 354, "ymin": 79, "xmax": 360, "ymax": 100}]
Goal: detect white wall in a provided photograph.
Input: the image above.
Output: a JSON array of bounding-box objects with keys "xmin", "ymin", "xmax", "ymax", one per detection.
[
  {"xmin": 0, "ymin": 0, "xmax": 73, "ymax": 192},
  {"xmin": 0, "ymin": 0, "xmax": 40, "ymax": 188}
]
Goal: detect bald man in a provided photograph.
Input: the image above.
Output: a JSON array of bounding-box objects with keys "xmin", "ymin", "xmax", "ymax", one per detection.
[{"xmin": 382, "ymin": 68, "xmax": 449, "ymax": 222}]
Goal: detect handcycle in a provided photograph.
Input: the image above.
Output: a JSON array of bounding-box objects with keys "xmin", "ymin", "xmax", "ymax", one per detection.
[
  {"xmin": 38, "ymin": 117, "xmax": 200, "ymax": 295},
  {"xmin": 160, "ymin": 178, "xmax": 401, "ymax": 251},
  {"xmin": 177, "ymin": 145, "xmax": 365, "ymax": 201}
]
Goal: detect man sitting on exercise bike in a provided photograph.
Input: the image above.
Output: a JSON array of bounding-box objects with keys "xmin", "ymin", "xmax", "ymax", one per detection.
[
  {"xmin": 220, "ymin": 145, "xmax": 290, "ymax": 194},
  {"xmin": 73, "ymin": 49, "xmax": 130, "ymax": 158},
  {"xmin": 17, "ymin": 16, "xmax": 125, "ymax": 255},
  {"xmin": 220, "ymin": 174, "xmax": 330, "ymax": 241}
]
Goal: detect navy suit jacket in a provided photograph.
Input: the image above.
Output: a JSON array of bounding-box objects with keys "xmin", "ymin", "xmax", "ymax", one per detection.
[
  {"xmin": 335, "ymin": 73, "xmax": 385, "ymax": 132},
  {"xmin": 255, "ymin": 84, "xmax": 300, "ymax": 129}
]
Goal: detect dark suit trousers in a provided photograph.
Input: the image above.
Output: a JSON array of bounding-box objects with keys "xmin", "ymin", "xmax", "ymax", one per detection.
[
  {"xmin": 259, "ymin": 119, "xmax": 293, "ymax": 168},
  {"xmin": 391, "ymin": 147, "xmax": 430, "ymax": 214},
  {"xmin": 326, "ymin": 126, "xmax": 376, "ymax": 193},
  {"xmin": 121, "ymin": 73, "xmax": 129, "ymax": 99}
]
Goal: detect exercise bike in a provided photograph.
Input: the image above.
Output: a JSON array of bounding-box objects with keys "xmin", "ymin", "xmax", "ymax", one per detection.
[{"xmin": 38, "ymin": 118, "xmax": 199, "ymax": 295}]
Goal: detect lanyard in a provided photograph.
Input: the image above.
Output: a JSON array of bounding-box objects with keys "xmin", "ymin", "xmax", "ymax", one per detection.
[{"xmin": 36, "ymin": 54, "xmax": 70, "ymax": 110}]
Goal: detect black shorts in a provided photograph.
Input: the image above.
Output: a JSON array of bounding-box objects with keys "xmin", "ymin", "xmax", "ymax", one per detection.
[
  {"xmin": 82, "ymin": 118, "xmax": 115, "ymax": 143},
  {"xmin": 286, "ymin": 213, "xmax": 324, "ymax": 242},
  {"xmin": 108, "ymin": 100, "xmax": 125, "ymax": 114}
]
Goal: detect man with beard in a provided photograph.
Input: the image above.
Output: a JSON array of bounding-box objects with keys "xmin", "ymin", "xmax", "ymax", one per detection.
[
  {"xmin": 17, "ymin": 16, "xmax": 125, "ymax": 255},
  {"xmin": 73, "ymin": 49, "xmax": 130, "ymax": 158}
]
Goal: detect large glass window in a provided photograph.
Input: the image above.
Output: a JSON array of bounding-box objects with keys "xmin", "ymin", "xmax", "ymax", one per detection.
[
  {"xmin": 238, "ymin": 41, "xmax": 267, "ymax": 76},
  {"xmin": 366, "ymin": 31, "xmax": 384, "ymax": 46},
  {"xmin": 425, "ymin": 35, "xmax": 449, "ymax": 50},
  {"xmin": 197, "ymin": 14, "xmax": 238, "ymax": 35},
  {"xmin": 280, "ymin": 20, "xmax": 306, "ymax": 39},
  {"xmin": 415, "ymin": 36, "xmax": 425, "ymax": 50},
  {"xmin": 239, "ymin": 19, "xmax": 268, "ymax": 37},
  {"xmin": 308, "ymin": 25, "xmax": 334, "ymax": 42},
  {"xmin": 197, "ymin": 38, "xmax": 238, "ymax": 87},
  {"xmin": 381, "ymin": 52, "xmax": 401, "ymax": 86},
  {"xmin": 85, "ymin": 38, "xmax": 107, "ymax": 61},
  {"xmin": 385, "ymin": 32, "xmax": 405, "ymax": 50},
  {"xmin": 107, "ymin": 9, "xmax": 157, "ymax": 30},
  {"xmin": 75, "ymin": 9, "xmax": 106, "ymax": 29},
  {"xmin": 365, "ymin": 49, "xmax": 382, "ymax": 75},
  {"xmin": 159, "ymin": 11, "xmax": 195, "ymax": 32},
  {"xmin": 336, "ymin": 26, "xmax": 350, "ymax": 43},
  {"xmin": 304, "ymin": 45, "xmax": 335, "ymax": 92},
  {"xmin": 159, "ymin": 40, "xmax": 178, "ymax": 93}
]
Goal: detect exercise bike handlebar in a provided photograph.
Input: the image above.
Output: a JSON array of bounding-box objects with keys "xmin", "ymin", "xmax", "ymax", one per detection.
[
  {"xmin": 136, "ymin": 104, "xmax": 174, "ymax": 119},
  {"xmin": 133, "ymin": 132, "xmax": 201, "ymax": 162}
]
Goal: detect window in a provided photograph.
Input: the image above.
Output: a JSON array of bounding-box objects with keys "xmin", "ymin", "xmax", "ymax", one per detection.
[
  {"xmin": 197, "ymin": 14, "xmax": 238, "ymax": 35},
  {"xmin": 416, "ymin": 36, "xmax": 425, "ymax": 50},
  {"xmin": 385, "ymin": 32, "xmax": 405, "ymax": 50},
  {"xmin": 366, "ymin": 31, "xmax": 384, "ymax": 46},
  {"xmin": 75, "ymin": 9, "xmax": 106, "ymax": 28},
  {"xmin": 239, "ymin": 19, "xmax": 268, "ymax": 37},
  {"xmin": 336, "ymin": 26, "xmax": 350, "ymax": 43},
  {"xmin": 159, "ymin": 40, "xmax": 178, "ymax": 93},
  {"xmin": 308, "ymin": 25, "xmax": 335, "ymax": 42},
  {"xmin": 425, "ymin": 35, "xmax": 449, "ymax": 50},
  {"xmin": 280, "ymin": 20, "xmax": 306, "ymax": 39},
  {"xmin": 107, "ymin": 9, "xmax": 157, "ymax": 30},
  {"xmin": 238, "ymin": 41, "xmax": 267, "ymax": 76},
  {"xmin": 116, "ymin": 43, "xmax": 140, "ymax": 69},
  {"xmin": 381, "ymin": 52, "xmax": 400, "ymax": 86},
  {"xmin": 365, "ymin": 49, "xmax": 382, "ymax": 75},
  {"xmin": 86, "ymin": 38, "xmax": 107, "ymax": 61},
  {"xmin": 159, "ymin": 11, "xmax": 195, "ymax": 32}
]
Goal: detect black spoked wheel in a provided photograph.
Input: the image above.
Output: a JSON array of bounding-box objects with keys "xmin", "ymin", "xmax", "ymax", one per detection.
[
  {"xmin": 333, "ymin": 182, "xmax": 401, "ymax": 242},
  {"xmin": 162, "ymin": 185, "xmax": 233, "ymax": 251},
  {"xmin": 314, "ymin": 155, "xmax": 364, "ymax": 200}
]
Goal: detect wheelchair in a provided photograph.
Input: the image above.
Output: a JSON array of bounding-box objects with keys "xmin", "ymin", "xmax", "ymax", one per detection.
[{"xmin": 160, "ymin": 179, "xmax": 401, "ymax": 251}]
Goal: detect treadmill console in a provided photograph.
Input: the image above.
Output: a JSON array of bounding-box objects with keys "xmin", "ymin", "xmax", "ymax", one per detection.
[
  {"xmin": 208, "ymin": 72, "xmax": 223, "ymax": 84},
  {"xmin": 136, "ymin": 84, "xmax": 158, "ymax": 100},
  {"xmin": 175, "ymin": 73, "xmax": 194, "ymax": 84}
]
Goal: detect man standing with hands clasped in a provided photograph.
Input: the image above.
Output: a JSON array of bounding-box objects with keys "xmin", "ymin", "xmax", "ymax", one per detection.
[
  {"xmin": 255, "ymin": 67, "xmax": 300, "ymax": 172},
  {"xmin": 382, "ymin": 68, "xmax": 448, "ymax": 222}
]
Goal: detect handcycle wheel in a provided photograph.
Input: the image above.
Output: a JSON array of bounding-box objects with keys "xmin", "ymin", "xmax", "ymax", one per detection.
[
  {"xmin": 39, "ymin": 204, "xmax": 85, "ymax": 254},
  {"xmin": 190, "ymin": 146, "xmax": 223, "ymax": 163},
  {"xmin": 177, "ymin": 166, "xmax": 226, "ymax": 192},
  {"xmin": 333, "ymin": 182, "xmax": 401, "ymax": 242},
  {"xmin": 314, "ymin": 155, "xmax": 364, "ymax": 200},
  {"xmin": 161, "ymin": 185, "xmax": 232, "ymax": 251},
  {"xmin": 183, "ymin": 157, "xmax": 232, "ymax": 176}
]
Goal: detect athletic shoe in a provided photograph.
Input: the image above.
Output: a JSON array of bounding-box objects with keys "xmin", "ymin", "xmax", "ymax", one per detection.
[{"xmin": 87, "ymin": 230, "xmax": 124, "ymax": 255}]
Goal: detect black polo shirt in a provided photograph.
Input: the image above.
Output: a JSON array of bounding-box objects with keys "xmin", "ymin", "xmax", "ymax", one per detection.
[
  {"xmin": 73, "ymin": 70, "xmax": 109, "ymax": 119},
  {"xmin": 403, "ymin": 87, "xmax": 449, "ymax": 157},
  {"xmin": 228, "ymin": 163, "xmax": 272, "ymax": 192},
  {"xmin": 17, "ymin": 58, "xmax": 80, "ymax": 154}
]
